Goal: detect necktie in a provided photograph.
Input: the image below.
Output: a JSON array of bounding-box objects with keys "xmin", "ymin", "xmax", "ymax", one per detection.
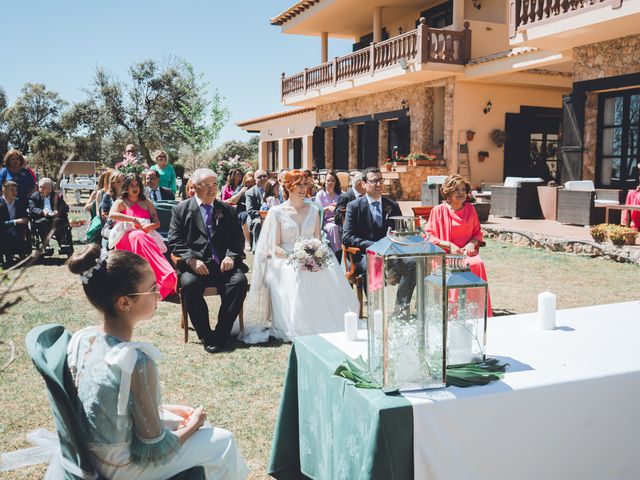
[
  {"xmin": 371, "ymin": 201, "xmax": 382, "ymax": 228},
  {"xmin": 152, "ymin": 189, "xmax": 158, "ymax": 202},
  {"xmin": 201, "ymin": 204, "xmax": 220, "ymax": 264}
]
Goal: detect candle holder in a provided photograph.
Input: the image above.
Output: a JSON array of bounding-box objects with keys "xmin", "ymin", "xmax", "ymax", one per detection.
[{"xmin": 366, "ymin": 218, "xmax": 447, "ymax": 391}]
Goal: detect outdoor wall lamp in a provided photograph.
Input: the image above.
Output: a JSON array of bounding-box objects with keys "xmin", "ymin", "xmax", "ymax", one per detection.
[
  {"xmin": 401, "ymin": 99, "xmax": 409, "ymax": 110},
  {"xmin": 483, "ymin": 100, "xmax": 492, "ymax": 114},
  {"xmin": 338, "ymin": 113, "xmax": 343, "ymax": 121},
  {"xmin": 473, "ymin": 0, "xmax": 482, "ymax": 9}
]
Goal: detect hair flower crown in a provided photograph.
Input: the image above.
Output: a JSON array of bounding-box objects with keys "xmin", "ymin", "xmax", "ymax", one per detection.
[{"xmin": 80, "ymin": 249, "xmax": 109, "ymax": 285}]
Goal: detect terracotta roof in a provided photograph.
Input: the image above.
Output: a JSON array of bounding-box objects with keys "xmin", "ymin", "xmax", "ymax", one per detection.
[
  {"xmin": 271, "ymin": 0, "xmax": 322, "ymax": 26},
  {"xmin": 467, "ymin": 47, "xmax": 538, "ymax": 66},
  {"xmin": 236, "ymin": 107, "xmax": 316, "ymax": 128}
]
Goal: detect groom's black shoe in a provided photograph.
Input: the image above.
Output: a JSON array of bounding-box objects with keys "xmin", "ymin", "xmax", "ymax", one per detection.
[{"xmin": 203, "ymin": 343, "xmax": 223, "ymax": 354}]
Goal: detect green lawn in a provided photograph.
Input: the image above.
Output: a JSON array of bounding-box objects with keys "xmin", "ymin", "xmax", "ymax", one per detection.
[{"xmin": 1, "ymin": 240, "xmax": 638, "ymax": 479}]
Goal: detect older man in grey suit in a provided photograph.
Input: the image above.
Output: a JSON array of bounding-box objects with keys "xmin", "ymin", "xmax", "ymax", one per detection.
[{"xmin": 245, "ymin": 169, "xmax": 268, "ymax": 245}]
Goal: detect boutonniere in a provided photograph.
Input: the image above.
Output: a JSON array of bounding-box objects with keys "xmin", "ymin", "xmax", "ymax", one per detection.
[
  {"xmin": 214, "ymin": 209, "xmax": 224, "ymax": 225},
  {"xmin": 383, "ymin": 204, "xmax": 393, "ymax": 218}
]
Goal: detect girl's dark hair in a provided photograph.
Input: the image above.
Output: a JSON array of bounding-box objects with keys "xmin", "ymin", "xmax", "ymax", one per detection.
[
  {"xmin": 324, "ymin": 170, "xmax": 342, "ymax": 195},
  {"xmin": 120, "ymin": 173, "xmax": 146, "ymax": 201},
  {"xmin": 67, "ymin": 244, "xmax": 149, "ymax": 317},
  {"xmin": 226, "ymin": 169, "xmax": 243, "ymax": 188},
  {"xmin": 263, "ymin": 178, "xmax": 279, "ymax": 200}
]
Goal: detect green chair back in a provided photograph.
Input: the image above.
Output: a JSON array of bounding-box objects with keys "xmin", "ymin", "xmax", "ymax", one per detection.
[
  {"xmin": 25, "ymin": 324, "xmax": 205, "ymax": 480},
  {"xmin": 154, "ymin": 202, "xmax": 176, "ymax": 241}
]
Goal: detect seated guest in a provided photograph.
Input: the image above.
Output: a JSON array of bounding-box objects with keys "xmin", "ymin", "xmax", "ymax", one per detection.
[
  {"xmin": 66, "ymin": 245, "xmax": 248, "ymax": 479},
  {"xmin": 29, "ymin": 177, "xmax": 73, "ymax": 256},
  {"xmin": 343, "ymin": 167, "xmax": 402, "ymax": 292},
  {"xmin": 184, "ymin": 177, "xmax": 196, "ymax": 200},
  {"xmin": 100, "ymin": 171, "xmax": 125, "ymax": 221},
  {"xmin": 314, "ymin": 170, "xmax": 342, "ymax": 259},
  {"xmin": 260, "ymin": 179, "xmax": 281, "ymax": 211},
  {"xmin": 226, "ymin": 172, "xmax": 255, "ymax": 251},
  {"xmin": 303, "ymin": 169, "xmax": 318, "ymax": 198},
  {"xmin": 221, "ymin": 169, "xmax": 244, "ymax": 201},
  {"xmin": 425, "ymin": 174, "xmax": 493, "ymax": 316},
  {"xmin": 168, "ymin": 168, "xmax": 249, "ymax": 354},
  {"xmin": 85, "ymin": 169, "xmax": 112, "ymax": 217},
  {"xmin": 245, "ymin": 169, "xmax": 268, "ymax": 246},
  {"xmin": 109, "ymin": 174, "xmax": 176, "ymax": 299},
  {"xmin": 0, "ymin": 180, "xmax": 31, "ymax": 265},
  {"xmin": 144, "ymin": 169, "xmax": 175, "ymax": 202},
  {"xmin": 277, "ymin": 169, "xmax": 287, "ymax": 203},
  {"xmin": 334, "ymin": 172, "xmax": 365, "ymax": 226},
  {"xmin": 0, "ymin": 149, "xmax": 37, "ymax": 210},
  {"xmin": 151, "ymin": 149, "xmax": 177, "ymax": 195}
]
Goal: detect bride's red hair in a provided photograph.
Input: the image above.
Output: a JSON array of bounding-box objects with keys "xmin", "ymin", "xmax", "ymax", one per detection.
[{"xmin": 282, "ymin": 169, "xmax": 306, "ymax": 199}]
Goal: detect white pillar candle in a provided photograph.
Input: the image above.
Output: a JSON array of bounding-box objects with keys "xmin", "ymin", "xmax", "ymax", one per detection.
[
  {"xmin": 344, "ymin": 311, "xmax": 358, "ymax": 341},
  {"xmin": 538, "ymin": 291, "xmax": 556, "ymax": 330},
  {"xmin": 373, "ymin": 309, "xmax": 383, "ymax": 334},
  {"xmin": 448, "ymin": 321, "xmax": 473, "ymax": 365}
]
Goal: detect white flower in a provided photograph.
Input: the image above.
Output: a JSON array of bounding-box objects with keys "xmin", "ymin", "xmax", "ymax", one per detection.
[
  {"xmin": 295, "ymin": 249, "xmax": 306, "ymax": 259},
  {"xmin": 314, "ymin": 249, "xmax": 324, "ymax": 258}
]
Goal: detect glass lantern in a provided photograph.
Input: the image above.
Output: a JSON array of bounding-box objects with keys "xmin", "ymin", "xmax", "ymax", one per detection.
[
  {"xmin": 443, "ymin": 256, "xmax": 488, "ymax": 366},
  {"xmin": 367, "ymin": 216, "xmax": 447, "ymax": 391}
]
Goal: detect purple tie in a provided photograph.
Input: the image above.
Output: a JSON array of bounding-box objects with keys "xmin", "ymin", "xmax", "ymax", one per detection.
[{"xmin": 202, "ymin": 204, "xmax": 220, "ymax": 264}]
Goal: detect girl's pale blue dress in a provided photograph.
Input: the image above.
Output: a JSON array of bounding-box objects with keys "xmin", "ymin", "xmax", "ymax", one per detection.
[{"xmin": 67, "ymin": 327, "xmax": 248, "ymax": 480}]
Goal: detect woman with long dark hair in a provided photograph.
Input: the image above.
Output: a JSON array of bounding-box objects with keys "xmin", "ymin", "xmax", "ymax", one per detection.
[{"xmin": 314, "ymin": 170, "xmax": 342, "ymax": 257}]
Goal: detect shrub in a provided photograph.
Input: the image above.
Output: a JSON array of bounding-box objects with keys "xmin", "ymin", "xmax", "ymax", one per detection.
[{"xmin": 590, "ymin": 224, "xmax": 607, "ymax": 243}]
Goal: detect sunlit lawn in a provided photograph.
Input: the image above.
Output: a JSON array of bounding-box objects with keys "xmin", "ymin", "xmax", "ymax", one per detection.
[{"xmin": 1, "ymin": 240, "xmax": 638, "ymax": 479}]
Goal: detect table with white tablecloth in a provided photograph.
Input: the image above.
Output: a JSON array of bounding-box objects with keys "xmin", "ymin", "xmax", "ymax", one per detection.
[{"xmin": 287, "ymin": 301, "xmax": 640, "ymax": 479}]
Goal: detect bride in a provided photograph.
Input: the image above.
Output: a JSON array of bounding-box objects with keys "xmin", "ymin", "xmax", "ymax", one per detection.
[{"xmin": 240, "ymin": 169, "xmax": 359, "ymax": 343}]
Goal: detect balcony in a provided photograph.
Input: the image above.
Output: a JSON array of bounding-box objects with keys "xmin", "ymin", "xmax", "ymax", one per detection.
[
  {"xmin": 281, "ymin": 19, "xmax": 471, "ymax": 104},
  {"xmin": 509, "ymin": 0, "xmax": 640, "ymax": 49}
]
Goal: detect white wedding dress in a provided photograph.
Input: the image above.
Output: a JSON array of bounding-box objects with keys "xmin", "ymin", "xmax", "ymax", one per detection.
[{"xmin": 240, "ymin": 202, "xmax": 359, "ymax": 344}]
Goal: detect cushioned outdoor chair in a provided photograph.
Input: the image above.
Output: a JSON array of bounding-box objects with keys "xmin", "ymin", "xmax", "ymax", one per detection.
[
  {"xmin": 556, "ymin": 181, "xmax": 624, "ymax": 226},
  {"xmin": 154, "ymin": 200, "xmax": 179, "ymax": 242},
  {"xmin": 25, "ymin": 324, "xmax": 205, "ymax": 480},
  {"xmin": 491, "ymin": 177, "xmax": 545, "ymax": 219}
]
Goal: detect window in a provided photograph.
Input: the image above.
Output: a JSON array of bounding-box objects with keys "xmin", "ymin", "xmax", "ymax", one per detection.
[
  {"xmin": 597, "ymin": 89, "xmax": 640, "ymax": 188},
  {"xmin": 387, "ymin": 117, "xmax": 410, "ymax": 160},
  {"xmin": 529, "ymin": 133, "xmax": 559, "ymax": 183},
  {"xmin": 267, "ymin": 141, "xmax": 278, "ymax": 172},
  {"xmin": 417, "ymin": 1, "xmax": 453, "ymax": 28}
]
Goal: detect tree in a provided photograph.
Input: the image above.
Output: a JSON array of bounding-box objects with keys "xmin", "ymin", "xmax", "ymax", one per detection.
[
  {"xmin": 209, "ymin": 138, "xmax": 259, "ymax": 167},
  {"xmin": 1, "ymin": 84, "xmax": 67, "ymax": 157},
  {"xmin": 29, "ymin": 129, "xmax": 71, "ymax": 178}
]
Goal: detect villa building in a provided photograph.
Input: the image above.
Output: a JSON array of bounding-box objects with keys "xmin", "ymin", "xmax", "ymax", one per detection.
[{"xmin": 238, "ymin": 0, "xmax": 639, "ymax": 199}]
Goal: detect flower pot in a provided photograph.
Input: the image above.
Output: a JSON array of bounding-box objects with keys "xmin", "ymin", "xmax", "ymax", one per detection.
[
  {"xmin": 537, "ymin": 186, "xmax": 559, "ymax": 221},
  {"xmin": 624, "ymin": 232, "xmax": 637, "ymax": 245},
  {"xmin": 466, "ymin": 130, "xmax": 475, "ymax": 141},
  {"xmin": 385, "ymin": 163, "xmax": 392, "ymax": 171},
  {"xmin": 477, "ymin": 153, "xmax": 488, "ymax": 162},
  {"xmin": 473, "ymin": 202, "xmax": 490, "ymax": 223}
]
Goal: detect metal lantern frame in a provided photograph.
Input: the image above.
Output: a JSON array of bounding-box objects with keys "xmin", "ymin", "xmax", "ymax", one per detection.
[
  {"xmin": 366, "ymin": 217, "xmax": 447, "ymax": 391},
  {"xmin": 444, "ymin": 255, "xmax": 489, "ymax": 366}
]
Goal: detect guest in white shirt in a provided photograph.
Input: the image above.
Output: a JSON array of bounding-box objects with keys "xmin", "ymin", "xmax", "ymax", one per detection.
[
  {"xmin": 144, "ymin": 169, "xmax": 175, "ymax": 202},
  {"xmin": 29, "ymin": 177, "xmax": 73, "ymax": 256}
]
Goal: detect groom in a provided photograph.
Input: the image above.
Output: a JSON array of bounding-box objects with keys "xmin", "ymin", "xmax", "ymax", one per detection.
[{"xmin": 168, "ymin": 168, "xmax": 248, "ymax": 354}]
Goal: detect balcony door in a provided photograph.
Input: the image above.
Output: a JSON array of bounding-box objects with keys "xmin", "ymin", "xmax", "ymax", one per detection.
[
  {"xmin": 332, "ymin": 125, "xmax": 349, "ymax": 170},
  {"xmin": 597, "ymin": 89, "xmax": 640, "ymax": 189},
  {"xmin": 387, "ymin": 117, "xmax": 410, "ymax": 160},
  {"xmin": 358, "ymin": 121, "xmax": 379, "ymax": 169}
]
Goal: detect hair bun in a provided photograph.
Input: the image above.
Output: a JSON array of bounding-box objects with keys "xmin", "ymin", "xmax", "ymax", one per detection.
[{"xmin": 66, "ymin": 244, "xmax": 103, "ymax": 275}]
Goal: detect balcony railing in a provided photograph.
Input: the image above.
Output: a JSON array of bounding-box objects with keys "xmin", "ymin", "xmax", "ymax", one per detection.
[
  {"xmin": 509, "ymin": 0, "xmax": 623, "ymax": 38},
  {"xmin": 281, "ymin": 18, "xmax": 471, "ymax": 99}
]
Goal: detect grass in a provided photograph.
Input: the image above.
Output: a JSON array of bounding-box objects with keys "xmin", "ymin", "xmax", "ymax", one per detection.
[{"xmin": 1, "ymin": 239, "xmax": 638, "ymax": 479}]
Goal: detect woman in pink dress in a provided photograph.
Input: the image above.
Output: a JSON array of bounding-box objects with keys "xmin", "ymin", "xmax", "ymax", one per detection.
[
  {"xmin": 314, "ymin": 170, "xmax": 342, "ymax": 257},
  {"xmin": 109, "ymin": 173, "xmax": 176, "ymax": 299},
  {"xmin": 621, "ymin": 187, "xmax": 640, "ymax": 230},
  {"xmin": 220, "ymin": 169, "xmax": 243, "ymax": 201},
  {"xmin": 425, "ymin": 174, "xmax": 492, "ymax": 316}
]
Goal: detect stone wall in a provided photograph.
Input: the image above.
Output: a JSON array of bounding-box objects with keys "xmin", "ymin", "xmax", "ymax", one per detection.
[
  {"xmin": 574, "ymin": 34, "xmax": 640, "ymax": 82},
  {"xmin": 315, "ymin": 83, "xmax": 437, "ymax": 157},
  {"xmin": 386, "ymin": 163, "xmax": 449, "ymax": 200},
  {"xmin": 581, "ymin": 92, "xmax": 598, "ymax": 181}
]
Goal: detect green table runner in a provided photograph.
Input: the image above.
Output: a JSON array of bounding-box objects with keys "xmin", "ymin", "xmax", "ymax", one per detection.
[{"xmin": 268, "ymin": 335, "xmax": 413, "ymax": 480}]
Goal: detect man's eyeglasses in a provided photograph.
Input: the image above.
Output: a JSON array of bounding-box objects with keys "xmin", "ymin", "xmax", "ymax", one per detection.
[
  {"xmin": 366, "ymin": 178, "xmax": 385, "ymax": 185},
  {"xmin": 198, "ymin": 183, "xmax": 217, "ymax": 190},
  {"xmin": 256, "ymin": 174, "xmax": 267, "ymax": 179}
]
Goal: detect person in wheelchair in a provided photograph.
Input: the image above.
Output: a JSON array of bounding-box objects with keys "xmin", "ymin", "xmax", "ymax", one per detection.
[
  {"xmin": 0, "ymin": 180, "xmax": 31, "ymax": 266},
  {"xmin": 28, "ymin": 177, "xmax": 73, "ymax": 256}
]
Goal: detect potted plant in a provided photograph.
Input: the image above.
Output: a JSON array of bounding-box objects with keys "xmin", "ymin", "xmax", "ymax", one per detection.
[
  {"xmin": 406, "ymin": 152, "xmax": 437, "ymax": 166},
  {"xmin": 466, "ymin": 130, "xmax": 476, "ymax": 142},
  {"xmin": 606, "ymin": 225, "xmax": 638, "ymax": 246},
  {"xmin": 537, "ymin": 181, "xmax": 560, "ymax": 221},
  {"xmin": 477, "ymin": 151, "xmax": 489, "ymax": 162},
  {"xmin": 384, "ymin": 159, "xmax": 393, "ymax": 171},
  {"xmin": 590, "ymin": 224, "xmax": 607, "ymax": 243},
  {"xmin": 490, "ymin": 129, "xmax": 508, "ymax": 148}
]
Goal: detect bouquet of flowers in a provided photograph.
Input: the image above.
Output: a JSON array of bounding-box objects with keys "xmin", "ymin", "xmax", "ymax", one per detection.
[
  {"xmin": 287, "ymin": 237, "xmax": 334, "ymax": 273},
  {"xmin": 114, "ymin": 157, "xmax": 149, "ymax": 175},
  {"xmin": 211, "ymin": 155, "xmax": 253, "ymax": 187}
]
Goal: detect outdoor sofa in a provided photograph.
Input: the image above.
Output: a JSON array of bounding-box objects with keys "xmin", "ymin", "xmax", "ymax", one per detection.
[
  {"xmin": 490, "ymin": 177, "xmax": 545, "ymax": 219},
  {"xmin": 556, "ymin": 180, "xmax": 623, "ymax": 226}
]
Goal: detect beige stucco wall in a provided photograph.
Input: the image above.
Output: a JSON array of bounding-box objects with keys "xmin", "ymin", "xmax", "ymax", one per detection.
[
  {"xmin": 452, "ymin": 80, "xmax": 567, "ymax": 184},
  {"xmin": 249, "ymin": 110, "xmax": 317, "ymax": 143},
  {"xmin": 573, "ymin": 34, "xmax": 640, "ymax": 82}
]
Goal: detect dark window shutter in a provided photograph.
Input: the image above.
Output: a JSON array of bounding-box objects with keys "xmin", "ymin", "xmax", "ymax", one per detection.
[{"xmin": 560, "ymin": 94, "xmax": 584, "ymax": 182}]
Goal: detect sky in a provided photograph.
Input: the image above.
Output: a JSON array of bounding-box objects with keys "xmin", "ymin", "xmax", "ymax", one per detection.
[{"xmin": 1, "ymin": 0, "xmax": 353, "ymax": 145}]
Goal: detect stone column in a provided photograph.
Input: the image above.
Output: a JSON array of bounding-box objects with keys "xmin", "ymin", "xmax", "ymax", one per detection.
[
  {"xmin": 348, "ymin": 124, "xmax": 358, "ymax": 170},
  {"xmin": 373, "ymin": 7, "xmax": 382, "ymax": 43},
  {"xmin": 378, "ymin": 120, "xmax": 389, "ymax": 166},
  {"xmin": 452, "ymin": 0, "xmax": 464, "ymax": 30},
  {"xmin": 411, "ymin": 88, "xmax": 434, "ymax": 154},
  {"xmin": 324, "ymin": 128, "xmax": 334, "ymax": 170},
  {"xmin": 302, "ymin": 135, "xmax": 313, "ymax": 170},
  {"xmin": 582, "ymin": 92, "xmax": 598, "ymax": 182},
  {"xmin": 321, "ymin": 32, "xmax": 328, "ymax": 63},
  {"xmin": 443, "ymin": 79, "xmax": 455, "ymax": 168},
  {"xmin": 278, "ymin": 138, "xmax": 287, "ymax": 171}
]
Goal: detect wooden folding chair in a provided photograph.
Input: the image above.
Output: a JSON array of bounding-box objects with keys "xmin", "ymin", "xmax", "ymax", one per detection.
[
  {"xmin": 342, "ymin": 244, "xmax": 365, "ymax": 318},
  {"xmin": 171, "ymin": 254, "xmax": 245, "ymax": 343}
]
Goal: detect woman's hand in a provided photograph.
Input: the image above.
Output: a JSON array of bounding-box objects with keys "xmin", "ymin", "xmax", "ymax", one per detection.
[
  {"xmin": 132, "ymin": 218, "xmax": 142, "ymax": 229},
  {"xmin": 447, "ymin": 243, "xmax": 462, "ymax": 254},
  {"xmin": 142, "ymin": 223, "xmax": 155, "ymax": 233},
  {"xmin": 184, "ymin": 406, "xmax": 206, "ymax": 431},
  {"xmin": 462, "ymin": 242, "xmax": 477, "ymax": 256}
]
